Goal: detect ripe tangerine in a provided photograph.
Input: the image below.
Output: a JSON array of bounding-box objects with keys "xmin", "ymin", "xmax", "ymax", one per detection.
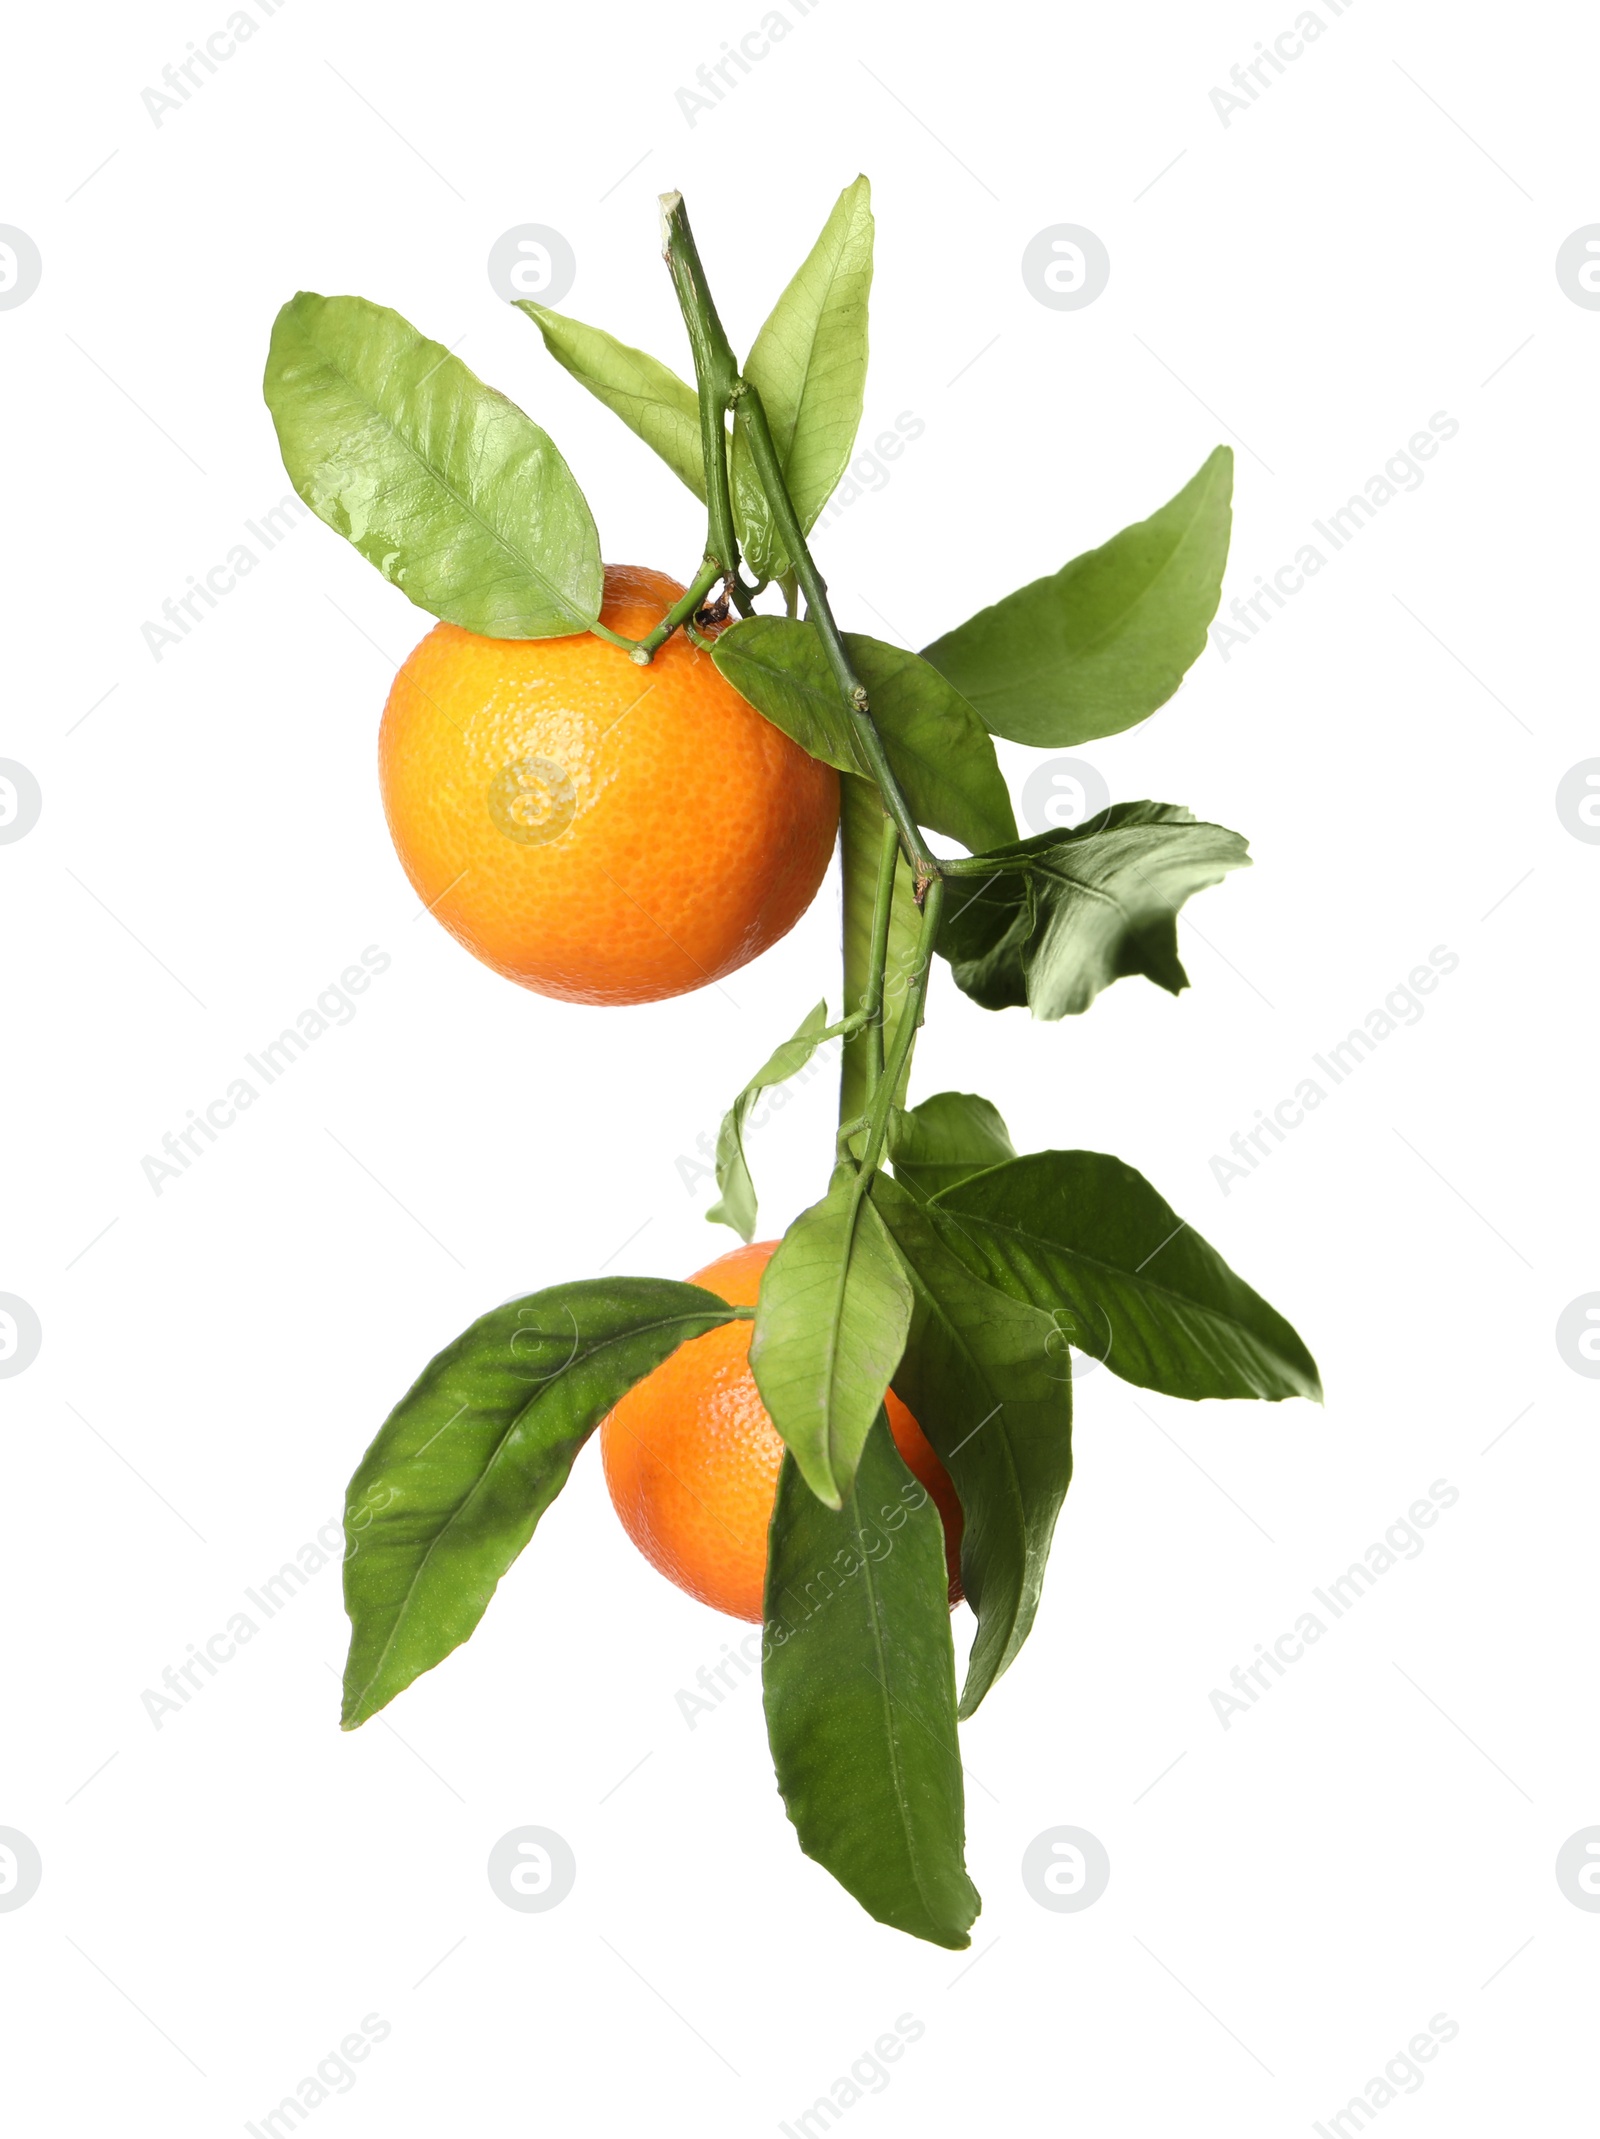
[
  {"xmin": 600, "ymin": 1240, "xmax": 963, "ymax": 1621},
  {"xmin": 379, "ymin": 565, "xmax": 840, "ymax": 1005}
]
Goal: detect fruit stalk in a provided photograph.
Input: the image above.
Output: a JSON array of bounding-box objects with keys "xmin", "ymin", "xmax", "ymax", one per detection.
[
  {"xmin": 839, "ymin": 781, "xmax": 918, "ymax": 1127},
  {"xmin": 660, "ymin": 190, "xmax": 938, "ymax": 890},
  {"xmin": 855, "ymin": 876, "xmax": 944, "ymax": 1175},
  {"xmin": 659, "ymin": 193, "xmax": 755, "ymax": 617},
  {"xmin": 861, "ymin": 811, "xmax": 902, "ymax": 1101},
  {"xmin": 733, "ymin": 382, "xmax": 939, "ymax": 889},
  {"xmin": 630, "ymin": 556, "xmax": 727, "ymax": 663}
]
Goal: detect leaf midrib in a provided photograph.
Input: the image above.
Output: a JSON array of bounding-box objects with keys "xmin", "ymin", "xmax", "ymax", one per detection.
[
  {"xmin": 851, "ymin": 1463, "xmax": 955, "ymax": 1939},
  {"xmin": 941, "ymin": 464, "xmax": 1224, "ymax": 701},
  {"xmin": 914, "ymin": 1281, "xmax": 1031, "ymax": 1690},
  {"xmin": 998, "ymin": 524, "xmax": 1199, "ymax": 688},
  {"xmin": 557, "ymin": 334, "xmax": 704, "ymax": 498},
  {"xmin": 347, "ymin": 1305, "xmax": 729, "ymax": 1718},
  {"xmin": 724, "ymin": 629, "xmax": 1009, "ymax": 854},
  {"xmin": 734, "ymin": 638, "xmax": 870, "ymax": 777},
  {"xmin": 750, "ymin": 195, "xmax": 868, "ymax": 504},
  {"xmin": 933, "ymin": 1205, "xmax": 1279, "ymax": 1369},
  {"xmin": 713, "ymin": 1007, "xmax": 829, "ymax": 1240},
  {"xmin": 820, "ymin": 1185, "xmax": 877, "ymax": 1488},
  {"xmin": 302, "ymin": 307, "xmax": 593, "ymax": 630}
]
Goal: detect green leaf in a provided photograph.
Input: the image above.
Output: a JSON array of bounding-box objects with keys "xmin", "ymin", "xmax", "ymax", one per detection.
[
  {"xmin": 763, "ymin": 1412, "xmax": 979, "ymax": 1948},
  {"xmin": 340, "ymin": 1278, "xmax": 741, "ymax": 1727},
  {"xmin": 516, "ymin": 301, "xmax": 707, "ymax": 503},
  {"xmin": 921, "ymin": 447, "xmax": 1234, "ymax": 745},
  {"xmin": 265, "ymin": 293, "xmax": 602, "ymax": 637},
  {"xmin": 940, "ymin": 801, "xmax": 1250, "ymax": 1019},
  {"xmin": 729, "ymin": 175, "xmax": 875, "ymax": 581},
  {"xmin": 838, "ymin": 778, "xmax": 922, "ymax": 1125},
  {"xmin": 873, "ymin": 1174, "xmax": 1073, "ymax": 1718},
  {"xmin": 933, "ymin": 1151, "xmax": 1322, "ymax": 1403},
  {"xmin": 707, "ymin": 1000, "xmax": 832, "ymax": 1242},
  {"xmin": 889, "ymin": 1092, "xmax": 1016, "ymax": 1202},
  {"xmin": 519, "ymin": 179, "xmax": 870, "ymax": 584},
  {"xmin": 749, "ymin": 1175, "xmax": 913, "ymax": 1508},
  {"xmin": 713, "ymin": 620, "xmax": 1016, "ymax": 855}
]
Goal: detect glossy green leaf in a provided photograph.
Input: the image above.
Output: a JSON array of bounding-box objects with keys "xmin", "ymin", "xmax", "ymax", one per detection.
[
  {"xmin": 749, "ymin": 1174, "xmax": 913, "ymax": 1508},
  {"xmin": 517, "ymin": 301, "xmax": 706, "ymax": 500},
  {"xmin": 940, "ymin": 801, "xmax": 1250, "ymax": 1019},
  {"xmin": 518, "ymin": 298, "xmax": 758, "ymax": 577},
  {"xmin": 519, "ymin": 179, "xmax": 870, "ymax": 584},
  {"xmin": 341, "ymin": 1279, "xmax": 742, "ymax": 1727},
  {"xmin": 707, "ymin": 1000, "xmax": 832, "ymax": 1243},
  {"xmin": 838, "ymin": 777, "xmax": 922, "ymax": 1126},
  {"xmin": 934, "ymin": 1151, "xmax": 1322, "ymax": 1403},
  {"xmin": 265, "ymin": 292, "xmax": 602, "ymax": 636},
  {"xmin": 873, "ymin": 1174, "xmax": 1073, "ymax": 1717},
  {"xmin": 889, "ymin": 1092, "xmax": 1016, "ymax": 1202},
  {"xmin": 730, "ymin": 175, "xmax": 875, "ymax": 580},
  {"xmin": 921, "ymin": 447, "xmax": 1233, "ymax": 745},
  {"xmin": 713, "ymin": 620, "xmax": 1016, "ymax": 856},
  {"xmin": 763, "ymin": 1412, "xmax": 979, "ymax": 1948}
]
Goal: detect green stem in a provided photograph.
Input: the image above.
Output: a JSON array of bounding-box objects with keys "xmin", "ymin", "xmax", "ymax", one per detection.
[
  {"xmin": 631, "ymin": 556, "xmax": 726, "ymax": 664},
  {"xmin": 825, "ymin": 884, "xmax": 941, "ymax": 1396},
  {"xmin": 588, "ymin": 619, "xmax": 643, "ymax": 654},
  {"xmin": 857, "ymin": 878, "xmax": 944, "ymax": 1178},
  {"xmin": 655, "ymin": 195, "xmax": 950, "ymax": 1179},
  {"xmin": 839, "ymin": 780, "xmax": 917, "ymax": 1127},
  {"xmin": 835, "ymin": 1114, "xmax": 870, "ymax": 1167},
  {"xmin": 862, "ymin": 813, "xmax": 900, "ymax": 1099},
  {"xmin": 939, "ymin": 851, "xmax": 1020, "ymax": 877},
  {"xmin": 659, "ymin": 193, "xmax": 755, "ymax": 618},
  {"xmin": 734, "ymin": 381, "xmax": 939, "ymax": 887},
  {"xmin": 659, "ymin": 190, "xmax": 939, "ymax": 886}
]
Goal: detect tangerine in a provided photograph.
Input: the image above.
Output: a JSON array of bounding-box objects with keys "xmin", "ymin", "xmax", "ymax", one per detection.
[
  {"xmin": 600, "ymin": 1240, "xmax": 963, "ymax": 1620},
  {"xmin": 379, "ymin": 565, "xmax": 839, "ymax": 1004}
]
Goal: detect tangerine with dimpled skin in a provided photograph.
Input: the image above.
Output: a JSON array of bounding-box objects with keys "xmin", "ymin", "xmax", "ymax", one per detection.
[
  {"xmin": 600, "ymin": 1241, "xmax": 964, "ymax": 1621},
  {"xmin": 379, "ymin": 564, "xmax": 840, "ymax": 1004}
]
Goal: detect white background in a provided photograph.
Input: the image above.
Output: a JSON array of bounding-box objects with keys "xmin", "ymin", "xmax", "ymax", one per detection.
[{"xmin": 3, "ymin": 1, "xmax": 1595, "ymax": 2131}]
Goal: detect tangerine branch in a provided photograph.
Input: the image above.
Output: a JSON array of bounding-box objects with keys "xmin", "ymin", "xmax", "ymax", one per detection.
[
  {"xmin": 856, "ymin": 877, "xmax": 945, "ymax": 1179},
  {"xmin": 732, "ymin": 379, "xmax": 939, "ymax": 888},
  {"xmin": 659, "ymin": 192, "xmax": 756, "ymax": 618},
  {"xmin": 631, "ymin": 556, "xmax": 726, "ymax": 663}
]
